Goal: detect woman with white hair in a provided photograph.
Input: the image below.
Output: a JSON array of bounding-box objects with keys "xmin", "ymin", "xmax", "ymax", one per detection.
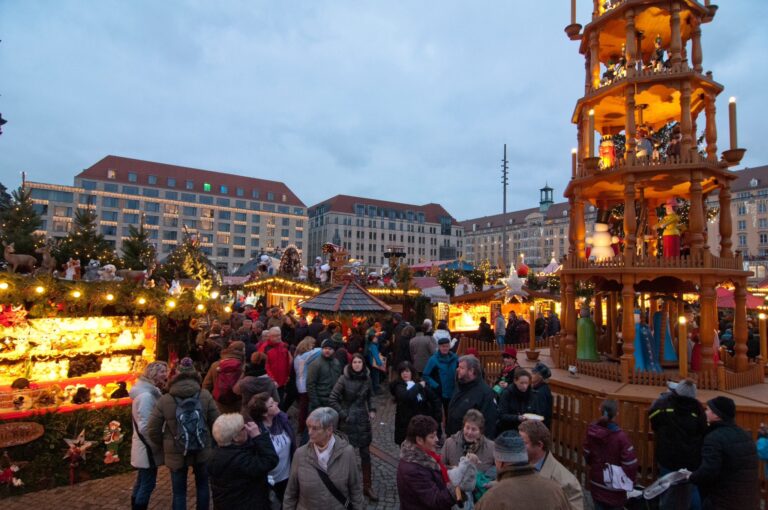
[
  {"xmin": 129, "ymin": 361, "xmax": 168, "ymax": 510},
  {"xmin": 283, "ymin": 407, "xmax": 364, "ymax": 510},
  {"xmin": 208, "ymin": 413, "xmax": 279, "ymax": 510}
]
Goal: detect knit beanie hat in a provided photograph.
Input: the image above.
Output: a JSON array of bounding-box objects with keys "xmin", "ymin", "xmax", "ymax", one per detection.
[
  {"xmin": 321, "ymin": 338, "xmax": 336, "ymax": 350},
  {"xmin": 707, "ymin": 396, "xmax": 736, "ymax": 422},
  {"xmin": 493, "ymin": 431, "xmax": 528, "ymax": 465},
  {"xmin": 532, "ymin": 362, "xmax": 552, "ymax": 380},
  {"xmin": 668, "ymin": 379, "xmax": 696, "ymax": 399},
  {"xmin": 177, "ymin": 357, "xmax": 196, "ymax": 375}
]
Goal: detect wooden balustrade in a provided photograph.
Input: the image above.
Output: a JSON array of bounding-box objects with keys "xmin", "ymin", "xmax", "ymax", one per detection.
[
  {"xmin": 548, "ymin": 379, "xmax": 768, "ymax": 504},
  {"xmin": 563, "ymin": 252, "xmax": 741, "ymax": 271}
]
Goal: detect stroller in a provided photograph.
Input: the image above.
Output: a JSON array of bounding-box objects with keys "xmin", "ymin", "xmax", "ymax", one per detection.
[{"xmin": 624, "ymin": 469, "xmax": 691, "ymax": 510}]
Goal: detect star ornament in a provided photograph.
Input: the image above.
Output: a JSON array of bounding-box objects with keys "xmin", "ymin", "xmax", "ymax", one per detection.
[
  {"xmin": 63, "ymin": 430, "xmax": 96, "ymax": 464},
  {"xmin": 503, "ymin": 263, "xmax": 528, "ymax": 303}
]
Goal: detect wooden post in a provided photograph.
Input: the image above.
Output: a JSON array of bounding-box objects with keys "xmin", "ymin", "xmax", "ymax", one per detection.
[
  {"xmin": 529, "ymin": 305, "xmax": 536, "ymax": 352},
  {"xmin": 759, "ymin": 313, "xmax": 767, "ymax": 363},
  {"xmin": 623, "ymin": 176, "xmax": 637, "ymax": 260},
  {"xmin": 574, "ymin": 191, "xmax": 586, "ymax": 260},
  {"xmin": 625, "ymin": 8, "xmax": 636, "ymax": 76},
  {"xmin": 680, "ymin": 81, "xmax": 693, "ymax": 155},
  {"xmin": 699, "ymin": 280, "xmax": 715, "ymax": 372},
  {"xmin": 678, "ymin": 316, "xmax": 688, "ymax": 377},
  {"xmin": 588, "ymin": 109, "xmax": 596, "ymax": 157},
  {"xmin": 608, "ymin": 292, "xmax": 618, "ymax": 357},
  {"xmin": 719, "ymin": 183, "xmax": 733, "ymax": 258},
  {"xmin": 705, "ymin": 92, "xmax": 718, "ymax": 161},
  {"xmin": 670, "ymin": 2, "xmax": 682, "ymax": 71},
  {"xmin": 590, "ymin": 32, "xmax": 600, "ymax": 90},
  {"xmin": 595, "ymin": 293, "xmax": 604, "ymax": 352},
  {"xmin": 571, "ymin": 148, "xmax": 578, "ymax": 179},
  {"xmin": 625, "ymin": 89, "xmax": 637, "ymax": 161},
  {"xmin": 621, "ymin": 277, "xmax": 635, "ymax": 382},
  {"xmin": 691, "ymin": 16, "xmax": 703, "ymax": 73},
  {"xmin": 733, "ymin": 282, "xmax": 749, "ymax": 372},
  {"xmin": 689, "ymin": 170, "xmax": 705, "ymax": 255},
  {"xmin": 564, "ymin": 275, "xmax": 577, "ymax": 362}
]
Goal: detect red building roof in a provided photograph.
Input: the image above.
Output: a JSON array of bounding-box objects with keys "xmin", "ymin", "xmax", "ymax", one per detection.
[
  {"xmin": 310, "ymin": 194, "xmax": 458, "ymax": 225},
  {"xmin": 76, "ymin": 155, "xmax": 306, "ymax": 207}
]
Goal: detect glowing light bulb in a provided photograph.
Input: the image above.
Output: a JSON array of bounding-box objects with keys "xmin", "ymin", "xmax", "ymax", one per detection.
[
  {"xmin": 224, "ymin": 305, "xmax": 232, "ymax": 313},
  {"xmin": 137, "ymin": 297, "xmax": 147, "ymax": 305},
  {"xmin": 35, "ymin": 286, "xmax": 45, "ymax": 294},
  {"xmin": 106, "ymin": 293, "xmax": 114, "ymax": 301},
  {"xmin": 72, "ymin": 290, "xmax": 82, "ymax": 298},
  {"xmin": 0, "ymin": 282, "xmax": 8, "ymax": 290},
  {"xmin": 210, "ymin": 291, "xmax": 220, "ymax": 299},
  {"xmin": 196, "ymin": 304, "xmax": 205, "ymax": 312},
  {"xmin": 678, "ymin": 316, "xmax": 687, "ymax": 325},
  {"xmin": 166, "ymin": 299, "xmax": 176, "ymax": 309}
]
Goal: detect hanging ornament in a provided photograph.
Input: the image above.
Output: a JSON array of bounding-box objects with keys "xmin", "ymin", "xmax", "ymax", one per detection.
[
  {"xmin": 63, "ymin": 429, "xmax": 95, "ymax": 485},
  {"xmin": 102, "ymin": 420, "xmax": 124, "ymax": 464},
  {"xmin": 0, "ymin": 451, "xmax": 24, "ymax": 487}
]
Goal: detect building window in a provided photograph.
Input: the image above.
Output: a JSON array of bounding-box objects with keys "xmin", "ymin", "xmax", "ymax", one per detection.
[
  {"xmin": 165, "ymin": 191, "xmax": 178, "ymax": 200},
  {"xmin": 281, "ymin": 229, "xmax": 290, "ymax": 237},
  {"xmin": 81, "ymin": 180, "xmax": 97, "ymax": 190},
  {"xmin": 218, "ymin": 223, "xmax": 230, "ymax": 232},
  {"xmin": 107, "ymin": 169, "xmax": 117, "ymax": 180},
  {"xmin": 267, "ymin": 192, "xmax": 274, "ymax": 201},
  {"xmin": 183, "ymin": 206, "xmax": 197, "ymax": 216},
  {"xmin": 251, "ymin": 226, "xmax": 260, "ymax": 235},
  {"xmin": 204, "ymin": 183, "xmax": 212, "ymax": 192},
  {"xmin": 219, "ymin": 210, "xmax": 231, "ymax": 220},
  {"xmin": 142, "ymin": 188, "xmax": 159, "ymax": 197},
  {"xmin": 104, "ymin": 183, "xmax": 118, "ymax": 192},
  {"xmin": 737, "ymin": 204, "xmax": 747, "ymax": 215},
  {"xmin": 124, "ymin": 213, "xmax": 139, "ymax": 224},
  {"xmin": 235, "ymin": 200, "xmax": 246, "ymax": 209},
  {"xmin": 235, "ymin": 187, "xmax": 244, "ymax": 197},
  {"xmin": 123, "ymin": 186, "xmax": 139, "ymax": 195},
  {"xmin": 234, "ymin": 212, "xmax": 246, "ymax": 222},
  {"xmin": 217, "ymin": 247, "xmax": 229, "ymax": 257},
  {"xmin": 252, "ymin": 189, "xmax": 260, "ymax": 199},
  {"xmin": 739, "ymin": 234, "xmax": 747, "ymax": 246},
  {"xmin": 738, "ymin": 220, "xmax": 747, "ymax": 231},
  {"xmin": 761, "ymin": 233, "xmax": 768, "ymax": 245},
  {"xmin": 103, "ymin": 197, "xmax": 119, "ymax": 208},
  {"xmin": 234, "ymin": 224, "xmax": 246, "ymax": 234},
  {"xmin": 234, "ymin": 236, "xmax": 246, "ymax": 245},
  {"xmin": 163, "ymin": 231, "xmax": 178, "ymax": 241},
  {"xmin": 199, "ymin": 195, "xmax": 213, "ymax": 205},
  {"xmin": 128, "ymin": 172, "xmax": 138, "ymax": 183},
  {"xmin": 147, "ymin": 175, "xmax": 157, "ymax": 185},
  {"xmin": 102, "ymin": 211, "xmax": 118, "ymax": 221},
  {"xmin": 186, "ymin": 180, "xmax": 194, "ymax": 190},
  {"xmin": 101, "ymin": 225, "xmax": 117, "ymax": 236},
  {"xmin": 220, "ymin": 185, "xmax": 228, "ymax": 194},
  {"xmin": 167, "ymin": 177, "xmax": 176, "ymax": 187},
  {"xmin": 216, "ymin": 198, "xmax": 230, "ymax": 207}
]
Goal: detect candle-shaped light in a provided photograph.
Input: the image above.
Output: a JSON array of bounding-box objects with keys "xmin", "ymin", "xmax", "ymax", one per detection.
[
  {"xmin": 678, "ymin": 316, "xmax": 688, "ymax": 377},
  {"xmin": 729, "ymin": 97, "xmax": 738, "ymax": 149},
  {"xmin": 571, "ymin": 148, "xmax": 578, "ymax": 178},
  {"xmin": 588, "ymin": 109, "xmax": 596, "ymax": 157},
  {"xmin": 759, "ymin": 313, "xmax": 767, "ymax": 363},
  {"xmin": 571, "ymin": 0, "xmax": 576, "ymax": 25},
  {"xmin": 529, "ymin": 305, "xmax": 536, "ymax": 352}
]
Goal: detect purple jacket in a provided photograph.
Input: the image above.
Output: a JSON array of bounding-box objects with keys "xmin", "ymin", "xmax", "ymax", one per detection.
[
  {"xmin": 396, "ymin": 441, "xmax": 455, "ymax": 510},
  {"xmin": 582, "ymin": 419, "xmax": 638, "ymax": 508}
]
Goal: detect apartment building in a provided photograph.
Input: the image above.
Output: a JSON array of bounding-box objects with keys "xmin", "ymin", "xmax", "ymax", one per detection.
[
  {"xmin": 706, "ymin": 165, "xmax": 768, "ymax": 281},
  {"xmin": 307, "ymin": 195, "xmax": 463, "ymax": 268},
  {"xmin": 26, "ymin": 155, "xmax": 307, "ymax": 274}
]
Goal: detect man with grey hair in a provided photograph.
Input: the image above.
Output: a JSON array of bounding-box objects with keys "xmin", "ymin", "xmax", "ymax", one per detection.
[
  {"xmin": 259, "ymin": 326, "xmax": 292, "ymax": 407},
  {"xmin": 475, "ymin": 431, "xmax": 570, "ymax": 509},
  {"xmin": 283, "ymin": 407, "xmax": 364, "ymax": 510},
  {"xmin": 446, "ymin": 354, "xmax": 497, "ymax": 438}
]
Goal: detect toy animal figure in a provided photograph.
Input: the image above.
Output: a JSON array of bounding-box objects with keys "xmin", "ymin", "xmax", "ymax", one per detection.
[
  {"xmin": 64, "ymin": 258, "xmax": 81, "ymax": 280},
  {"xmin": 102, "ymin": 420, "xmax": 124, "ymax": 464},
  {"xmin": 82, "ymin": 259, "xmax": 101, "ymax": 281},
  {"xmin": 116, "ymin": 261, "xmax": 155, "ymax": 283},
  {"xmin": 3, "ymin": 243, "xmax": 37, "ymax": 273},
  {"xmin": 98, "ymin": 264, "xmax": 117, "ymax": 281},
  {"xmin": 34, "ymin": 244, "xmax": 58, "ymax": 275}
]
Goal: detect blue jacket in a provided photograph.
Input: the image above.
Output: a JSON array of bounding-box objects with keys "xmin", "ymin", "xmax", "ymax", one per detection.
[
  {"xmin": 423, "ymin": 351, "xmax": 458, "ymax": 399},
  {"xmin": 758, "ymin": 436, "xmax": 768, "ymax": 477}
]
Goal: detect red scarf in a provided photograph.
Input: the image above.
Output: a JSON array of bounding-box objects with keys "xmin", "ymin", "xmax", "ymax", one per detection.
[{"xmin": 419, "ymin": 446, "xmax": 450, "ymax": 484}]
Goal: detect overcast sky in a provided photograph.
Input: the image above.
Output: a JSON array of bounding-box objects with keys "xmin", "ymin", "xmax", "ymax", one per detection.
[{"xmin": 1, "ymin": 1, "xmax": 766, "ymax": 220}]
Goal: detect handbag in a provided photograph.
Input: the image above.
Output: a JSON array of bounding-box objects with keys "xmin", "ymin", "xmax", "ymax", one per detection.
[
  {"xmin": 602, "ymin": 463, "xmax": 633, "ymax": 491},
  {"xmin": 314, "ymin": 466, "xmax": 352, "ymax": 509}
]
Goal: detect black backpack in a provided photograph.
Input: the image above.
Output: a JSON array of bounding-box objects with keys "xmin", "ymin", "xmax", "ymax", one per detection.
[{"xmin": 173, "ymin": 392, "xmax": 208, "ymax": 455}]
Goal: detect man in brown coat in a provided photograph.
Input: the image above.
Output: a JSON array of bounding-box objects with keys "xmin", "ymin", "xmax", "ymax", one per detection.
[
  {"xmin": 283, "ymin": 407, "xmax": 364, "ymax": 510},
  {"xmin": 409, "ymin": 326, "xmax": 436, "ymax": 376},
  {"xmin": 475, "ymin": 430, "xmax": 570, "ymax": 510},
  {"xmin": 519, "ymin": 420, "xmax": 584, "ymax": 510}
]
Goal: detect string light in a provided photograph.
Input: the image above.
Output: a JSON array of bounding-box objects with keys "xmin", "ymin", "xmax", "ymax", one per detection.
[
  {"xmin": 105, "ymin": 293, "xmax": 114, "ymax": 301},
  {"xmin": 0, "ymin": 282, "xmax": 8, "ymax": 290},
  {"xmin": 210, "ymin": 290, "xmax": 219, "ymax": 299},
  {"xmin": 224, "ymin": 305, "xmax": 232, "ymax": 313},
  {"xmin": 35, "ymin": 286, "xmax": 45, "ymax": 294},
  {"xmin": 72, "ymin": 290, "xmax": 82, "ymax": 298},
  {"xmin": 166, "ymin": 299, "xmax": 176, "ymax": 308},
  {"xmin": 196, "ymin": 303, "xmax": 205, "ymax": 312},
  {"xmin": 137, "ymin": 297, "xmax": 147, "ymax": 305}
]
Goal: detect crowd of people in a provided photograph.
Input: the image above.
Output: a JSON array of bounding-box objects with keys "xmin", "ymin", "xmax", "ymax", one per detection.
[{"xmin": 128, "ymin": 304, "xmax": 764, "ymax": 510}]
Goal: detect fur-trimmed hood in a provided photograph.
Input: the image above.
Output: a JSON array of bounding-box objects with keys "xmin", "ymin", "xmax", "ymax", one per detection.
[{"xmin": 400, "ymin": 439, "xmax": 441, "ymax": 472}]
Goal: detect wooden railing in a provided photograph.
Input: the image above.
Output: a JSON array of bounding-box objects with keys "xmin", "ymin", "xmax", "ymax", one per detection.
[
  {"xmin": 564, "ymin": 251, "xmax": 742, "ymax": 271},
  {"xmin": 548, "ymin": 379, "xmax": 768, "ymax": 504}
]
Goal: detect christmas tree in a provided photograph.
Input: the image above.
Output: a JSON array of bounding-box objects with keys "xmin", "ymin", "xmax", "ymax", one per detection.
[
  {"xmin": 121, "ymin": 223, "xmax": 157, "ymax": 270},
  {"xmin": 0, "ymin": 187, "xmax": 44, "ymax": 256},
  {"xmin": 157, "ymin": 231, "xmax": 221, "ymax": 300},
  {"xmin": 53, "ymin": 208, "xmax": 119, "ymax": 267}
]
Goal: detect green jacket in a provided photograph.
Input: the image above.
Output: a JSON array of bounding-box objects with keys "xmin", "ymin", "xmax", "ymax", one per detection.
[{"xmin": 306, "ymin": 354, "xmax": 342, "ymax": 411}]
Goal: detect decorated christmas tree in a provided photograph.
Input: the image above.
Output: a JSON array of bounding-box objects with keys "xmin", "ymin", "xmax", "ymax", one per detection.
[
  {"xmin": 0, "ymin": 187, "xmax": 44, "ymax": 256},
  {"xmin": 157, "ymin": 231, "xmax": 221, "ymax": 300},
  {"xmin": 121, "ymin": 223, "xmax": 157, "ymax": 270},
  {"xmin": 53, "ymin": 208, "xmax": 119, "ymax": 267}
]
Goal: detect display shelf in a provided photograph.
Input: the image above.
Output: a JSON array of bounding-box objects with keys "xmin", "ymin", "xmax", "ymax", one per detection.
[{"xmin": 0, "ymin": 396, "xmax": 131, "ymax": 420}]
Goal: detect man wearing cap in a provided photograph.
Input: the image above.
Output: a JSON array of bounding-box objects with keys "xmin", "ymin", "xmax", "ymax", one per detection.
[
  {"xmin": 423, "ymin": 336, "xmax": 459, "ymax": 430},
  {"xmin": 306, "ymin": 339, "xmax": 342, "ymax": 413},
  {"xmin": 648, "ymin": 379, "xmax": 707, "ymax": 510},
  {"xmin": 475, "ymin": 430, "xmax": 570, "ymax": 509},
  {"xmin": 688, "ymin": 396, "xmax": 760, "ymax": 510},
  {"xmin": 492, "ymin": 347, "xmax": 519, "ymax": 395}
]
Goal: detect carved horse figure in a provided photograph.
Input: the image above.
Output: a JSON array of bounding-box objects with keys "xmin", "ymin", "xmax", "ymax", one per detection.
[
  {"xmin": 3, "ymin": 242, "xmax": 37, "ymax": 273},
  {"xmin": 116, "ymin": 261, "xmax": 156, "ymax": 283}
]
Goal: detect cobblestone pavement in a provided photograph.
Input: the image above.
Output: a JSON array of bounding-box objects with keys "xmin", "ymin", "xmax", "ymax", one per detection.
[{"xmin": 2, "ymin": 392, "xmax": 401, "ymax": 510}]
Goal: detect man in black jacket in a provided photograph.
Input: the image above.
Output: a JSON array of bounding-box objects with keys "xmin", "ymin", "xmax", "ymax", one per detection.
[
  {"xmin": 446, "ymin": 355, "xmax": 497, "ymax": 439},
  {"xmin": 688, "ymin": 396, "xmax": 760, "ymax": 510},
  {"xmin": 649, "ymin": 379, "xmax": 707, "ymax": 510},
  {"xmin": 209, "ymin": 413, "xmax": 279, "ymax": 510}
]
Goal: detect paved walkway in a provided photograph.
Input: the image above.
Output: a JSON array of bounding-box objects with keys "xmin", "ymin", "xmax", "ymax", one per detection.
[{"xmin": 2, "ymin": 392, "xmax": 401, "ymax": 510}]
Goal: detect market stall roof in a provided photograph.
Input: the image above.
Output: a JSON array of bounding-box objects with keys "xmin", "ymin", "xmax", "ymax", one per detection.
[
  {"xmin": 450, "ymin": 286, "xmax": 506, "ymax": 304},
  {"xmin": 542, "ymin": 257, "xmax": 561, "ymax": 275},
  {"xmin": 716, "ymin": 287, "xmax": 765, "ymax": 309},
  {"xmin": 299, "ymin": 279, "xmax": 392, "ymax": 313},
  {"xmin": 410, "ymin": 259, "xmax": 474, "ymax": 272},
  {"xmin": 412, "ymin": 276, "xmax": 439, "ymax": 290}
]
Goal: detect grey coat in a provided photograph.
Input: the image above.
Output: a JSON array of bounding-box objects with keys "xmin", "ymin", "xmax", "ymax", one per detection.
[
  {"xmin": 410, "ymin": 333, "xmax": 436, "ymax": 373},
  {"xmin": 329, "ymin": 365, "xmax": 375, "ymax": 448},
  {"xmin": 146, "ymin": 372, "xmax": 220, "ymax": 470}
]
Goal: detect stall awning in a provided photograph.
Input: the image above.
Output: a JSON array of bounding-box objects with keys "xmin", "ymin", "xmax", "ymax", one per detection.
[
  {"xmin": 299, "ymin": 279, "xmax": 392, "ymax": 313},
  {"xmin": 716, "ymin": 287, "xmax": 765, "ymax": 309}
]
